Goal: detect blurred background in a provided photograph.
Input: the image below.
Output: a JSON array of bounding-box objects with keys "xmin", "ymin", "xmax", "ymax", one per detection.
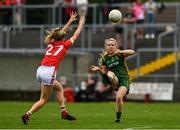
[{"xmin": 0, "ymin": 0, "xmax": 180, "ymax": 103}]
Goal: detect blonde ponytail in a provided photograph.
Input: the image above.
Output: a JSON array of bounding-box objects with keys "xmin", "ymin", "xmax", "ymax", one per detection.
[{"xmin": 44, "ymin": 28, "xmax": 66, "ymax": 44}]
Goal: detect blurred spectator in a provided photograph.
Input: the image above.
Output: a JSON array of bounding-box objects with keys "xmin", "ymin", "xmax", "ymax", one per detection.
[
  {"xmin": 64, "ymin": 87, "xmax": 75, "ymax": 103},
  {"xmin": 75, "ymin": 80, "xmax": 87, "ymax": 101},
  {"xmin": 63, "ymin": 0, "xmax": 75, "ymax": 23},
  {"xmin": 114, "ymin": 23, "xmax": 124, "ymax": 49},
  {"xmin": 85, "ymin": 73, "xmax": 98, "ymax": 101},
  {"xmin": 101, "ymin": 0, "xmax": 110, "ymax": 24},
  {"xmin": 144, "ymin": 0, "xmax": 157, "ymax": 39},
  {"xmin": 59, "ymin": 76, "xmax": 75, "ymax": 102},
  {"xmin": 75, "ymin": 73, "xmax": 98, "ymax": 102},
  {"xmin": 0, "ymin": 0, "xmax": 26, "ymax": 25},
  {"xmin": 14, "ymin": 0, "xmax": 26, "ymax": 26},
  {"xmin": 123, "ymin": 6, "xmax": 137, "ymax": 48},
  {"xmin": 106, "ymin": 0, "xmax": 121, "ymax": 10},
  {"xmin": 64, "ymin": 0, "xmax": 74, "ymax": 16},
  {"xmin": 95, "ymin": 81, "xmax": 112, "ymax": 102},
  {"xmin": 75, "ymin": 0, "xmax": 88, "ymax": 17},
  {"xmin": 157, "ymin": 2, "xmax": 165, "ymax": 14},
  {"xmin": 101, "ymin": 0, "xmax": 121, "ymax": 24},
  {"xmin": 54, "ymin": 0, "xmax": 63, "ymax": 24},
  {"xmin": 123, "ymin": 7, "xmax": 137, "ymax": 24},
  {"xmin": 59, "ymin": 76, "xmax": 67, "ymax": 87},
  {"xmin": 114, "ymin": 6, "xmax": 137, "ymax": 49},
  {"xmin": 132, "ymin": 0, "xmax": 145, "ymax": 39},
  {"xmin": 0, "ymin": 0, "xmax": 14, "ymax": 25}
]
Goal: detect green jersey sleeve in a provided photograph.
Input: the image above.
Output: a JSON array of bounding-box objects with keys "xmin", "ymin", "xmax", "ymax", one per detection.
[{"xmin": 99, "ymin": 56, "xmax": 106, "ymax": 66}]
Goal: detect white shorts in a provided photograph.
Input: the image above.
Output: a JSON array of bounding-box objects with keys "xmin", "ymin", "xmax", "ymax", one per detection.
[{"xmin": 36, "ymin": 65, "xmax": 57, "ymax": 85}]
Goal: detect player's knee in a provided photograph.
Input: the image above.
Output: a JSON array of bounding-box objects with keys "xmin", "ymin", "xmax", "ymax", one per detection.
[
  {"xmin": 55, "ymin": 85, "xmax": 63, "ymax": 92},
  {"xmin": 54, "ymin": 80, "xmax": 64, "ymax": 91},
  {"xmin": 107, "ymin": 71, "xmax": 115, "ymax": 78},
  {"xmin": 116, "ymin": 96, "xmax": 123, "ymax": 104},
  {"xmin": 40, "ymin": 98, "xmax": 48, "ymax": 104}
]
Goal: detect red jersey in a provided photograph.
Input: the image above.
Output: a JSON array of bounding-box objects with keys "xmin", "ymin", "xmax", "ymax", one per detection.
[{"xmin": 41, "ymin": 39, "xmax": 73, "ymax": 69}]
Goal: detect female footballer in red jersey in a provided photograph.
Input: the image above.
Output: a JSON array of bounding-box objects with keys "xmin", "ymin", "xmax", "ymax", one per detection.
[{"xmin": 21, "ymin": 12, "xmax": 85, "ymax": 124}]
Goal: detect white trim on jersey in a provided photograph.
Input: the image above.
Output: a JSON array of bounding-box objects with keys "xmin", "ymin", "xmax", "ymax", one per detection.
[{"xmin": 70, "ymin": 38, "xmax": 74, "ymax": 44}]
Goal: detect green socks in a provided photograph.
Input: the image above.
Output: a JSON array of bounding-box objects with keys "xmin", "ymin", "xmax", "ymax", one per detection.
[{"xmin": 116, "ymin": 112, "xmax": 122, "ymax": 120}]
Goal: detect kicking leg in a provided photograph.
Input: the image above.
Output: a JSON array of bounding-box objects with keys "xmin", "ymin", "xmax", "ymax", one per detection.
[{"xmin": 107, "ymin": 71, "xmax": 119, "ymax": 90}]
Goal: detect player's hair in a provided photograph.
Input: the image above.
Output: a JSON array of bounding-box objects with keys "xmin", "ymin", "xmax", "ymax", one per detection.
[
  {"xmin": 44, "ymin": 28, "xmax": 66, "ymax": 44},
  {"xmin": 100, "ymin": 38, "xmax": 119, "ymax": 58}
]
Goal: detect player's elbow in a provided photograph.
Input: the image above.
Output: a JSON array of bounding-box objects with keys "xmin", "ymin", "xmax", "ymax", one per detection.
[
  {"xmin": 128, "ymin": 50, "xmax": 135, "ymax": 55},
  {"xmin": 131, "ymin": 50, "xmax": 135, "ymax": 54}
]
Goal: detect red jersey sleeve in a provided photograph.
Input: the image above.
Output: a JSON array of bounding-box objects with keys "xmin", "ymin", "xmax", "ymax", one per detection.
[{"xmin": 64, "ymin": 39, "xmax": 73, "ymax": 48}]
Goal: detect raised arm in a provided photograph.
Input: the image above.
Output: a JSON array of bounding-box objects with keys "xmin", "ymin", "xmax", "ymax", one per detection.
[
  {"xmin": 61, "ymin": 12, "xmax": 78, "ymax": 32},
  {"xmin": 114, "ymin": 49, "xmax": 135, "ymax": 57},
  {"xmin": 70, "ymin": 16, "xmax": 86, "ymax": 43}
]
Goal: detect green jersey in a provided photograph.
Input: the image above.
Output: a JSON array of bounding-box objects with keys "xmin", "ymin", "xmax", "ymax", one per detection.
[{"xmin": 101, "ymin": 54, "xmax": 129, "ymax": 79}]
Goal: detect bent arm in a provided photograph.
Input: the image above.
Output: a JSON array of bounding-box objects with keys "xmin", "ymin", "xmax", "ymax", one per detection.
[
  {"xmin": 120, "ymin": 49, "xmax": 135, "ymax": 55},
  {"xmin": 114, "ymin": 49, "xmax": 135, "ymax": 57}
]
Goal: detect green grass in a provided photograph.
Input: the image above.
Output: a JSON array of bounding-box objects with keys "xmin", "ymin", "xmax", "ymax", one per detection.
[{"xmin": 0, "ymin": 101, "xmax": 180, "ymax": 129}]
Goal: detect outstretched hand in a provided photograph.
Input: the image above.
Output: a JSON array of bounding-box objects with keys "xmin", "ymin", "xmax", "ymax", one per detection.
[
  {"xmin": 70, "ymin": 12, "xmax": 78, "ymax": 22},
  {"xmin": 88, "ymin": 65, "xmax": 100, "ymax": 73}
]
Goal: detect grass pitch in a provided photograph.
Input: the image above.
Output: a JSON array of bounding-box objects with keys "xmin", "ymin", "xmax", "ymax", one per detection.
[{"xmin": 0, "ymin": 101, "xmax": 180, "ymax": 129}]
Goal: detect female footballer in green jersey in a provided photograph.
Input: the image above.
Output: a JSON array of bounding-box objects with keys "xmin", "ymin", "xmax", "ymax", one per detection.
[{"xmin": 89, "ymin": 38, "xmax": 135, "ymax": 123}]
